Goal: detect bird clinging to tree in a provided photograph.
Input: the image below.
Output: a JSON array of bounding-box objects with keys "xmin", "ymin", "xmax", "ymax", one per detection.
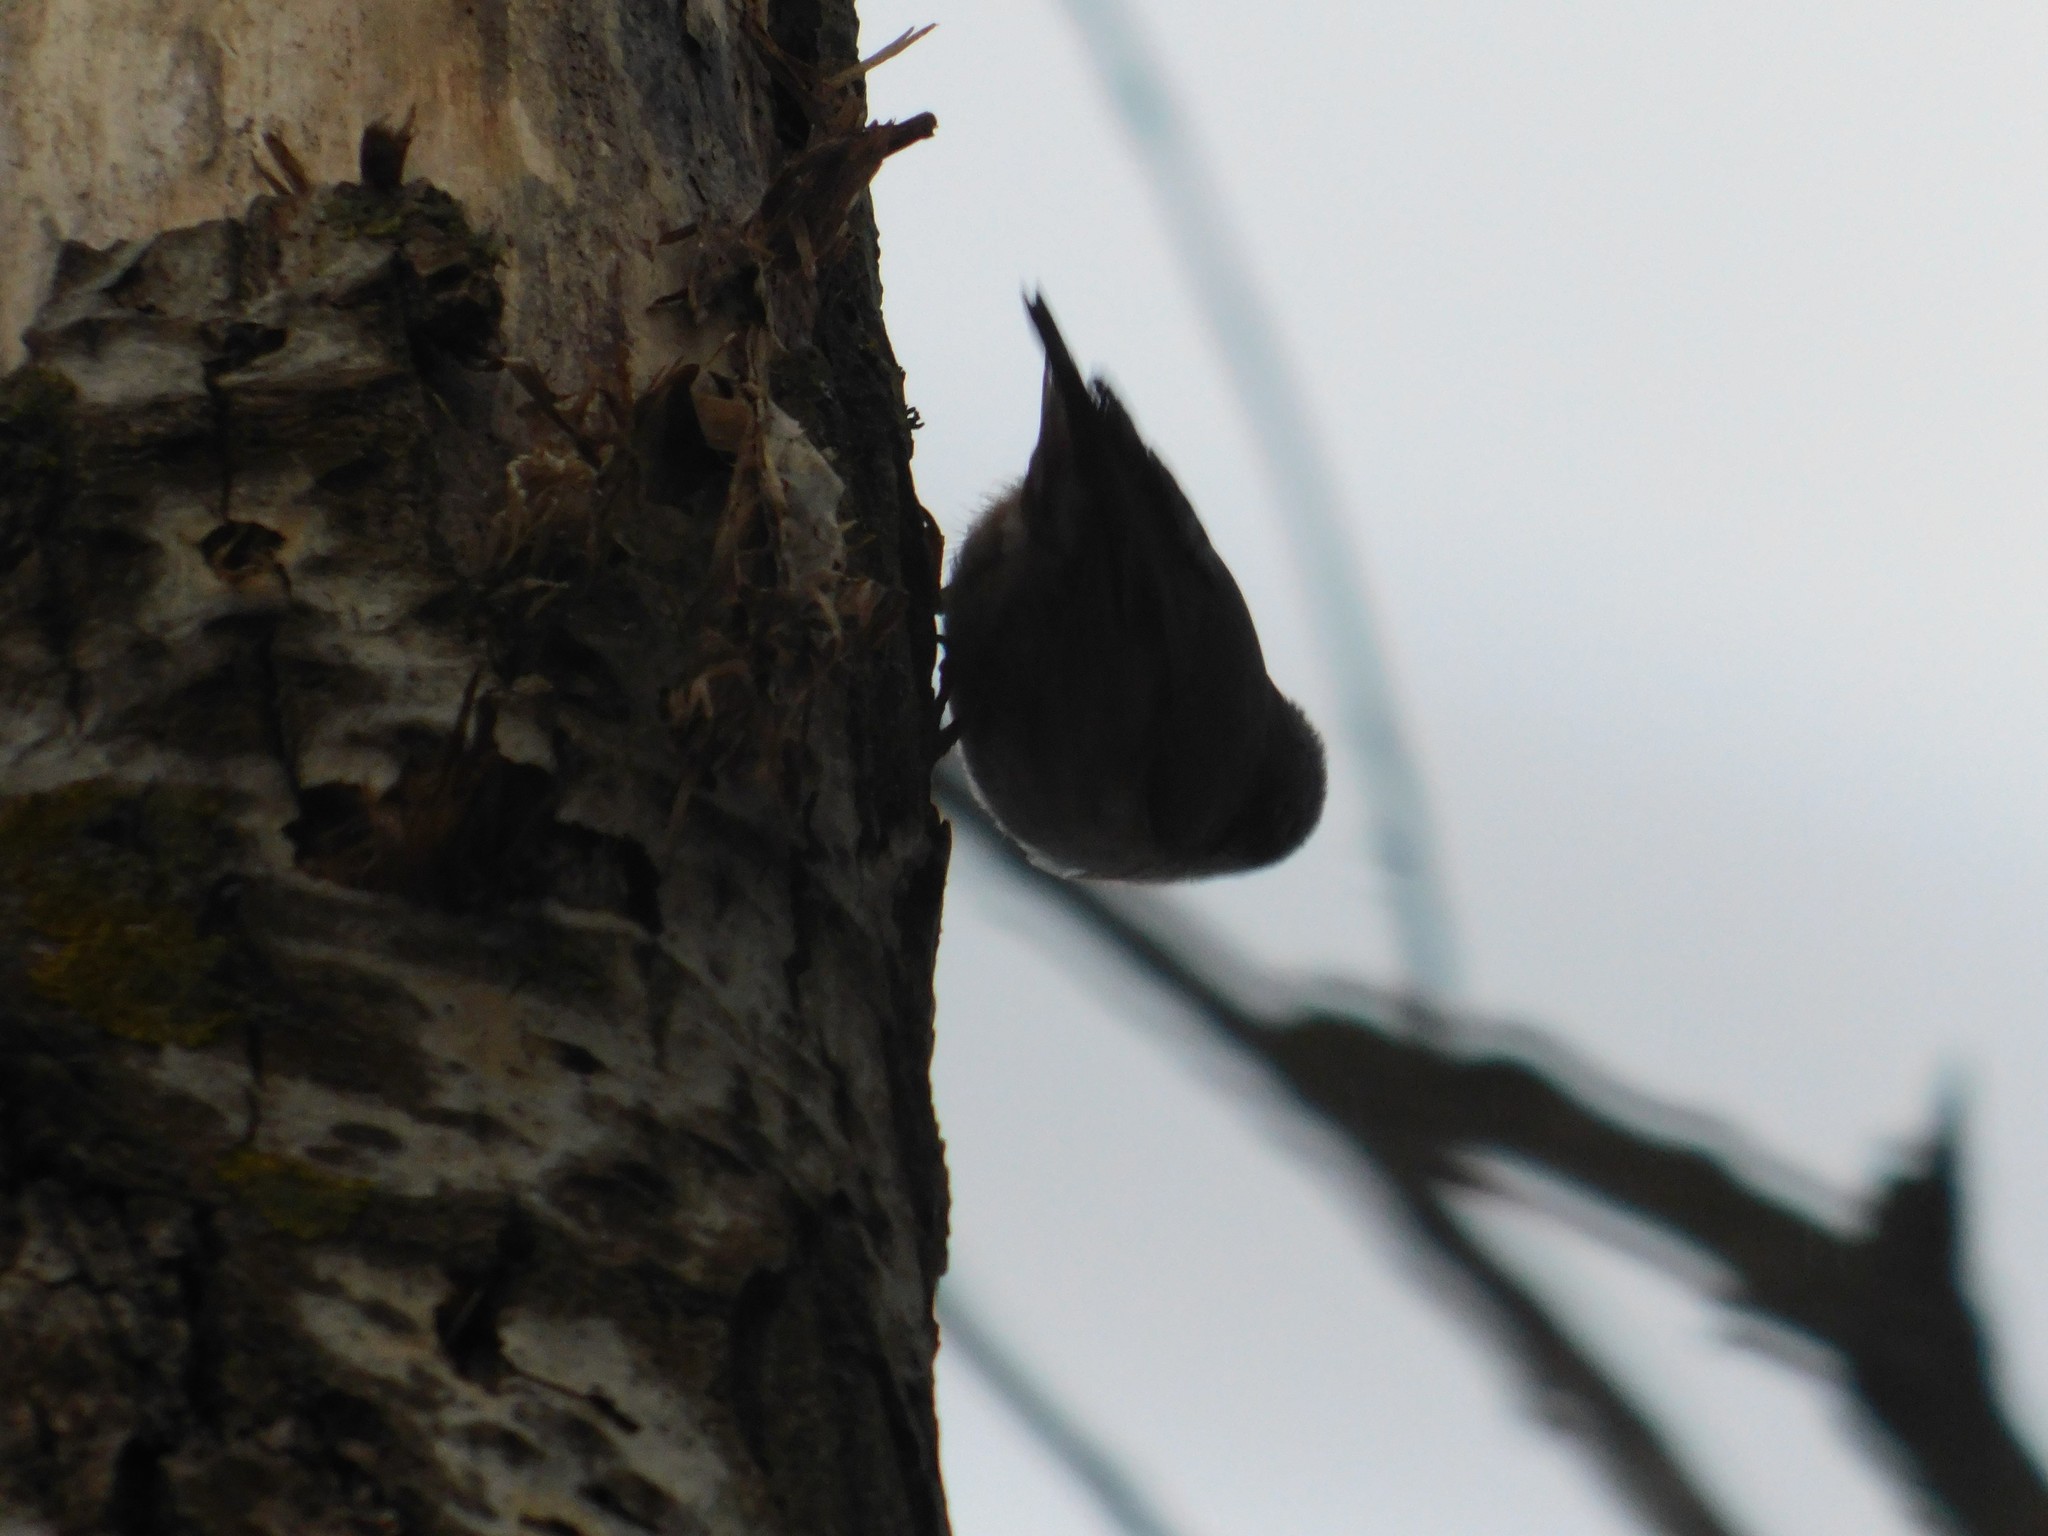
[{"xmin": 942, "ymin": 297, "xmax": 1326, "ymax": 880}]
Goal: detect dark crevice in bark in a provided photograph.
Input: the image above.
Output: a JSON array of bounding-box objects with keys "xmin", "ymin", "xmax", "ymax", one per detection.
[
  {"xmin": 175, "ymin": 1203, "xmax": 230, "ymax": 1434},
  {"xmin": 577, "ymin": 1472, "xmax": 671, "ymax": 1531},
  {"xmin": 247, "ymin": 614, "xmax": 299, "ymax": 805},
  {"xmin": 631, "ymin": 371, "xmax": 728, "ymax": 509},
  {"xmin": 107, "ymin": 1433, "xmax": 173, "ymax": 1536},
  {"xmin": 196, "ymin": 519, "xmax": 284, "ymax": 574},
  {"xmin": 104, "ymin": 1433, "xmax": 171, "ymax": 1536},
  {"xmin": 202, "ymin": 300, "xmax": 305, "ymax": 847},
  {"xmin": 287, "ymin": 746, "xmax": 555, "ymax": 909},
  {"xmin": 581, "ymin": 1389, "xmax": 643, "ymax": 1436},
  {"xmin": 435, "ymin": 1202, "xmax": 537, "ymax": 1385},
  {"xmin": 29, "ymin": 1403, "xmax": 60, "ymax": 1498},
  {"xmin": 781, "ymin": 825, "xmax": 820, "ymax": 1031},
  {"xmin": 884, "ymin": 822, "xmax": 951, "ymax": 1295},
  {"xmin": 762, "ymin": 0, "xmax": 828, "ymax": 151},
  {"xmin": 723, "ymin": 1260, "xmax": 789, "ymax": 1480},
  {"xmin": 548, "ymin": 1039, "xmax": 605, "ymax": 1075}
]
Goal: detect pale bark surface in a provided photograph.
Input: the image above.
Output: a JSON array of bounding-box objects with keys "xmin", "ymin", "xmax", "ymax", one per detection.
[
  {"xmin": 0, "ymin": 3, "xmax": 950, "ymax": 1533},
  {"xmin": 6, "ymin": 0, "xmax": 781, "ymax": 383}
]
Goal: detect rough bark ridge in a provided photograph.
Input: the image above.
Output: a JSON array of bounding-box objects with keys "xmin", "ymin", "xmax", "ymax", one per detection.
[{"xmin": 0, "ymin": 6, "xmax": 950, "ymax": 1534}]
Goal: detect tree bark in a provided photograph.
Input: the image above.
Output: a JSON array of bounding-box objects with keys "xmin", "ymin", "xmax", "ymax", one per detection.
[{"xmin": 0, "ymin": 4, "xmax": 951, "ymax": 1534}]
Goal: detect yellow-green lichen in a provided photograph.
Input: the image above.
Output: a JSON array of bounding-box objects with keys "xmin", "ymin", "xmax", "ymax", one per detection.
[
  {"xmin": 0, "ymin": 779, "xmax": 114, "ymax": 860},
  {"xmin": 0, "ymin": 781, "xmax": 242, "ymax": 1046},
  {"xmin": 315, "ymin": 182, "xmax": 503, "ymax": 268},
  {"xmin": 216, "ymin": 1148, "xmax": 373, "ymax": 1240},
  {"xmin": 25, "ymin": 892, "xmax": 233, "ymax": 1047}
]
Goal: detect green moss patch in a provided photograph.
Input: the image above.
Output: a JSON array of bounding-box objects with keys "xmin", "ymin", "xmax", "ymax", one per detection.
[
  {"xmin": 216, "ymin": 1147, "xmax": 373, "ymax": 1240},
  {"xmin": 25, "ymin": 891, "xmax": 233, "ymax": 1047},
  {"xmin": 0, "ymin": 782, "xmax": 244, "ymax": 1046},
  {"xmin": 0, "ymin": 365, "xmax": 76, "ymax": 567},
  {"xmin": 0, "ymin": 365, "xmax": 76, "ymax": 484},
  {"xmin": 307, "ymin": 182, "xmax": 504, "ymax": 360}
]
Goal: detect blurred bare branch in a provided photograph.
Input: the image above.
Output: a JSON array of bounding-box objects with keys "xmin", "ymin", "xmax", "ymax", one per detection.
[
  {"xmin": 939, "ymin": 1284, "xmax": 1200, "ymax": 1536},
  {"xmin": 1390, "ymin": 1175, "xmax": 1743, "ymax": 1536},
  {"xmin": 935, "ymin": 760, "xmax": 2048, "ymax": 1535}
]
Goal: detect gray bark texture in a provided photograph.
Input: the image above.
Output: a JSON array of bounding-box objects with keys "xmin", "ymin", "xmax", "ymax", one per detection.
[{"xmin": 0, "ymin": 3, "xmax": 952, "ymax": 1534}]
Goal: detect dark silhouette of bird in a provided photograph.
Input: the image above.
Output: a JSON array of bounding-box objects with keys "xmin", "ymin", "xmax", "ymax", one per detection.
[{"xmin": 941, "ymin": 296, "xmax": 1326, "ymax": 880}]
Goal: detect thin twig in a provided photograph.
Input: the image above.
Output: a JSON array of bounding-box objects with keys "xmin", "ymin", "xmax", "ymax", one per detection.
[{"xmin": 825, "ymin": 24, "xmax": 937, "ymax": 92}]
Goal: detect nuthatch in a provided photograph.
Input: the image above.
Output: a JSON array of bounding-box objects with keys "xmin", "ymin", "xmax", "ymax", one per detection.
[{"xmin": 941, "ymin": 297, "xmax": 1326, "ymax": 880}]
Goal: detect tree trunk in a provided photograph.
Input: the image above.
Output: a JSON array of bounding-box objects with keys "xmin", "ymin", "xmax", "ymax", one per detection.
[{"xmin": 0, "ymin": 4, "xmax": 951, "ymax": 1533}]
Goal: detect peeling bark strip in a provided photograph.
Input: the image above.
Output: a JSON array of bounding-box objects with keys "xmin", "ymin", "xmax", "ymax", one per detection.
[{"xmin": 0, "ymin": 5, "xmax": 950, "ymax": 1532}]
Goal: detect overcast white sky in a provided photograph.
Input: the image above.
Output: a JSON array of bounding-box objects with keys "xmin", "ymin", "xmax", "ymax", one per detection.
[{"xmin": 855, "ymin": 3, "xmax": 2048, "ymax": 1532}]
